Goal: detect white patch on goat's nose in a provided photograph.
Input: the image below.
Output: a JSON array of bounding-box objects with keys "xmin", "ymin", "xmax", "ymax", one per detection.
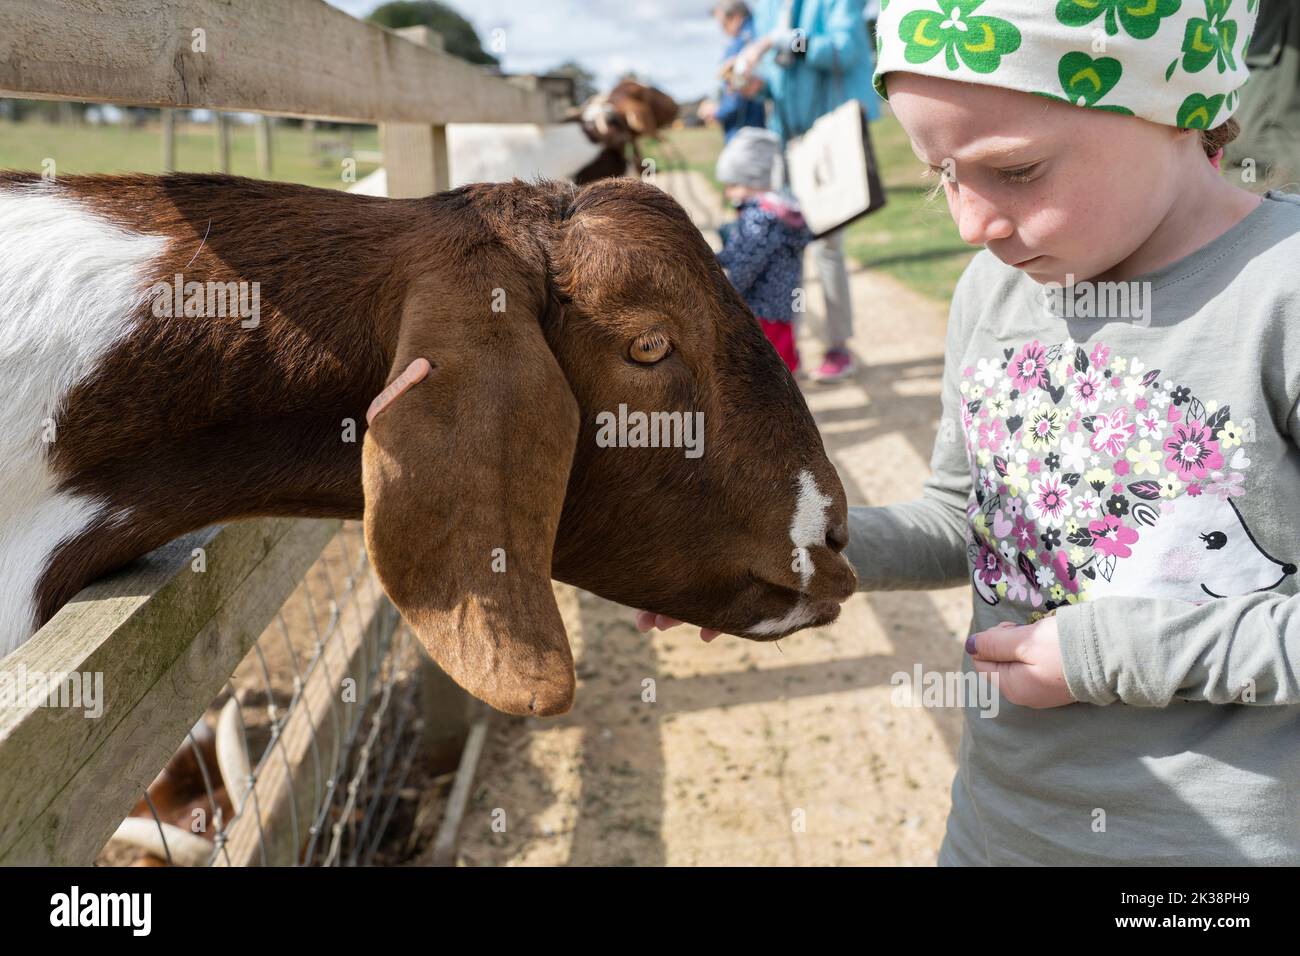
[{"xmin": 789, "ymin": 469, "xmax": 831, "ymax": 589}]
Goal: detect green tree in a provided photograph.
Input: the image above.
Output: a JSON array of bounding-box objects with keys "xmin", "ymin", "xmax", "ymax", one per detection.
[
  {"xmin": 366, "ymin": 1, "xmax": 499, "ymax": 66},
  {"xmin": 548, "ymin": 60, "xmax": 599, "ymax": 103}
]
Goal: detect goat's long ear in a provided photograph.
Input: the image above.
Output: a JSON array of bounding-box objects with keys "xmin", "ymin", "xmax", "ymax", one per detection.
[{"xmin": 361, "ymin": 271, "xmax": 580, "ymax": 716}]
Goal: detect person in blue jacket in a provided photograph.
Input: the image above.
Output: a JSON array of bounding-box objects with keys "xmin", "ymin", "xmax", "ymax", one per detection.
[
  {"xmin": 732, "ymin": 0, "xmax": 881, "ymax": 383},
  {"xmin": 698, "ymin": 1, "xmax": 769, "ymax": 142}
]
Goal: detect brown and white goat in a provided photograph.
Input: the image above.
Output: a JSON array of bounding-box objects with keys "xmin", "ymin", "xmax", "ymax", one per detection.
[
  {"xmin": 352, "ymin": 80, "xmax": 679, "ymax": 195},
  {"xmin": 0, "ymin": 171, "xmax": 855, "ymax": 715}
]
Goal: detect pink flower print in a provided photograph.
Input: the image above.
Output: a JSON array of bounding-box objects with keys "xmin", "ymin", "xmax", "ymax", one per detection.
[
  {"xmin": 1186, "ymin": 482, "xmax": 1203, "ymax": 497},
  {"xmin": 1134, "ymin": 397, "xmax": 1149, "ymax": 412},
  {"xmin": 1010, "ymin": 340, "xmax": 1048, "ymax": 392},
  {"xmin": 1089, "ymin": 343, "xmax": 1110, "ymax": 368},
  {"xmin": 1004, "ymin": 568, "xmax": 1029, "ymax": 602},
  {"xmin": 975, "ymin": 542, "xmax": 1003, "ymax": 586},
  {"xmin": 1206, "ymin": 470, "xmax": 1245, "ymax": 500},
  {"xmin": 1027, "ymin": 474, "xmax": 1074, "ymax": 528},
  {"xmin": 1005, "ymin": 496, "xmax": 1025, "ymax": 519},
  {"xmin": 1166, "ymin": 404, "xmax": 1182, "ymax": 424},
  {"xmin": 1114, "ymin": 459, "xmax": 1130, "ymax": 477},
  {"xmin": 1011, "ymin": 514, "xmax": 1036, "ymax": 551},
  {"xmin": 1050, "ymin": 549, "xmax": 1079, "ymax": 594},
  {"xmin": 1090, "ymin": 407, "xmax": 1136, "ymax": 458},
  {"xmin": 1028, "ymin": 458, "xmax": 1042, "ymax": 474},
  {"xmin": 1164, "ymin": 421, "xmax": 1224, "ymax": 481},
  {"xmin": 1089, "ymin": 514, "xmax": 1139, "ymax": 559},
  {"xmin": 978, "ymin": 417, "xmax": 1006, "ymax": 451},
  {"xmin": 1069, "ymin": 367, "xmax": 1104, "ymax": 412}
]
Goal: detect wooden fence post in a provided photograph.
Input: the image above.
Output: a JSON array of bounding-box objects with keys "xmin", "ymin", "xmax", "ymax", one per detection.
[
  {"xmin": 161, "ymin": 107, "xmax": 176, "ymax": 171},
  {"xmin": 214, "ymin": 111, "xmax": 231, "ymax": 172},
  {"xmin": 255, "ymin": 114, "xmax": 273, "ymax": 176}
]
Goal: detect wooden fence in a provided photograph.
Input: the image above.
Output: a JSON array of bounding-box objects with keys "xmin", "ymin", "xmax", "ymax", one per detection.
[{"xmin": 0, "ymin": 0, "xmax": 551, "ymax": 865}]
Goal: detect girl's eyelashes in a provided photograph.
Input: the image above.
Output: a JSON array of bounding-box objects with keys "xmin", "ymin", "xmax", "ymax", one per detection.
[
  {"xmin": 921, "ymin": 161, "xmax": 1041, "ymax": 187},
  {"xmin": 996, "ymin": 163, "xmax": 1041, "ymax": 184}
]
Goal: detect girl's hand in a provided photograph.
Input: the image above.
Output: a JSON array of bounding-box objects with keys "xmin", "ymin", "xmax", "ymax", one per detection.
[
  {"xmin": 966, "ymin": 616, "xmax": 1076, "ymax": 708},
  {"xmin": 634, "ymin": 610, "xmax": 722, "ymax": 643}
]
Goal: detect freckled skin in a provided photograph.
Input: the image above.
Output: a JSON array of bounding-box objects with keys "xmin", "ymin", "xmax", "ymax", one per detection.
[{"xmin": 884, "ymin": 72, "xmax": 1262, "ymax": 286}]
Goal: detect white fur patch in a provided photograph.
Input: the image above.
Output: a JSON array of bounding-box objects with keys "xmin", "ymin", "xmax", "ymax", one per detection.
[
  {"xmin": 747, "ymin": 601, "xmax": 818, "ymax": 637},
  {"xmin": 0, "ymin": 182, "xmax": 166, "ymax": 655},
  {"xmin": 789, "ymin": 469, "xmax": 831, "ymax": 589}
]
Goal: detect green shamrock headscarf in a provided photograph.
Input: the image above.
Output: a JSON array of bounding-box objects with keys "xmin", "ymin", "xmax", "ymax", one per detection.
[{"xmin": 872, "ymin": 0, "xmax": 1260, "ymax": 130}]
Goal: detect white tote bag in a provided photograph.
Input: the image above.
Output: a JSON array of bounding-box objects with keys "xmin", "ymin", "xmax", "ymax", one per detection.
[{"xmin": 783, "ymin": 99, "xmax": 886, "ymax": 238}]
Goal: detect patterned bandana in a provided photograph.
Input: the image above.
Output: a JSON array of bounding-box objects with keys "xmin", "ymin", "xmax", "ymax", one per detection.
[{"xmin": 872, "ymin": 0, "xmax": 1260, "ymax": 129}]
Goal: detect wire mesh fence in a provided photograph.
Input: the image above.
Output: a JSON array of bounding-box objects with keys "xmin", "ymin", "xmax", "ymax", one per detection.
[{"xmin": 97, "ymin": 522, "xmax": 427, "ymax": 867}]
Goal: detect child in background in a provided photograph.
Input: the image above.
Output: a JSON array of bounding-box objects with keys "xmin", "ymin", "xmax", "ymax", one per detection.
[{"xmin": 714, "ymin": 127, "xmax": 812, "ymax": 375}]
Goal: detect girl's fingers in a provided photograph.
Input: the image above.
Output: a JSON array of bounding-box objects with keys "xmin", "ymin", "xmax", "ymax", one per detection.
[
  {"xmin": 966, "ymin": 622, "xmax": 1030, "ymax": 662},
  {"xmin": 635, "ymin": 610, "xmax": 684, "ymax": 633},
  {"xmin": 635, "ymin": 611, "xmax": 722, "ymax": 643}
]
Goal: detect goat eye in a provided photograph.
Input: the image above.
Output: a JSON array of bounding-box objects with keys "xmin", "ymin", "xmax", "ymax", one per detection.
[
  {"xmin": 1200, "ymin": 531, "xmax": 1227, "ymax": 550},
  {"xmin": 630, "ymin": 332, "xmax": 671, "ymax": 364}
]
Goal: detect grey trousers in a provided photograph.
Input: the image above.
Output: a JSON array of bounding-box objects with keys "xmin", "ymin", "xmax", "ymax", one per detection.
[{"xmin": 808, "ymin": 226, "xmax": 853, "ymax": 352}]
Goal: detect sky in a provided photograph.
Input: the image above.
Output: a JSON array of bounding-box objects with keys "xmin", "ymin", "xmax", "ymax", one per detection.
[{"xmin": 324, "ymin": 0, "xmax": 728, "ymax": 102}]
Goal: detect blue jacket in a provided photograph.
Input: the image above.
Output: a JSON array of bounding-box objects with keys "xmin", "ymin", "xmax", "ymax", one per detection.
[
  {"xmin": 750, "ymin": 0, "xmax": 881, "ymax": 141},
  {"xmin": 715, "ymin": 18, "xmax": 769, "ymax": 142},
  {"xmin": 717, "ymin": 193, "xmax": 813, "ymax": 322}
]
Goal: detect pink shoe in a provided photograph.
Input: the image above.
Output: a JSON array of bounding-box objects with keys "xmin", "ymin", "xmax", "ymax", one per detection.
[{"xmin": 812, "ymin": 348, "xmax": 855, "ymax": 382}]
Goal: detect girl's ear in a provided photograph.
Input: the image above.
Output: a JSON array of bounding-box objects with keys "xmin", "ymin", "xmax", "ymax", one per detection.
[{"xmin": 361, "ymin": 270, "xmax": 581, "ymax": 716}]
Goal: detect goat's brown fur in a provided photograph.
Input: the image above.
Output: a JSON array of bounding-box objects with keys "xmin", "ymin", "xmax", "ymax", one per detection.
[{"xmin": 9, "ymin": 171, "xmax": 854, "ymax": 716}]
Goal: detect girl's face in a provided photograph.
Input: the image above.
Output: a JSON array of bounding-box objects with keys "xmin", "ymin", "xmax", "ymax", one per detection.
[{"xmin": 887, "ymin": 72, "xmax": 1196, "ymax": 285}]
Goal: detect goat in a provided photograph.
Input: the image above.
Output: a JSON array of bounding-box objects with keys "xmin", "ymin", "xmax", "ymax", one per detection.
[
  {"xmin": 106, "ymin": 699, "xmax": 247, "ymax": 866},
  {"xmin": 0, "ymin": 170, "xmax": 855, "ymax": 716},
  {"xmin": 351, "ymin": 80, "xmax": 679, "ymax": 196}
]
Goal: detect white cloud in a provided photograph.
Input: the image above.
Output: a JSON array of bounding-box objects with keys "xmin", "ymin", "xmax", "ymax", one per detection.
[{"xmin": 324, "ymin": 0, "xmax": 728, "ymax": 100}]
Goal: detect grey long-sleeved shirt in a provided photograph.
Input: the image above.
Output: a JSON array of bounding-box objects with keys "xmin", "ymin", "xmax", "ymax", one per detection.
[{"xmin": 846, "ymin": 190, "xmax": 1300, "ymax": 865}]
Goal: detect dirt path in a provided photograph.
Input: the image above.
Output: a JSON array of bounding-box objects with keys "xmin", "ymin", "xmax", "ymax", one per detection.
[{"xmin": 456, "ymin": 171, "xmax": 972, "ymax": 866}]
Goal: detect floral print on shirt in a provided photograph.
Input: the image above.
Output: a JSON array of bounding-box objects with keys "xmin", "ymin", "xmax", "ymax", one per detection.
[{"xmin": 958, "ymin": 336, "xmax": 1277, "ymax": 617}]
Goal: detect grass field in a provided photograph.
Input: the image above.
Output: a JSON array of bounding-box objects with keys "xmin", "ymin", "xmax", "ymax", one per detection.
[
  {"xmin": 648, "ymin": 119, "xmax": 975, "ymax": 304},
  {"xmin": 0, "ymin": 117, "xmax": 381, "ymax": 190}
]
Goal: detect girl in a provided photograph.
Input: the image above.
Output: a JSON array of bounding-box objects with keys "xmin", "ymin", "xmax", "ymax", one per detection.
[
  {"xmin": 714, "ymin": 126, "xmax": 815, "ymax": 374},
  {"xmin": 644, "ymin": 0, "xmax": 1300, "ymax": 865}
]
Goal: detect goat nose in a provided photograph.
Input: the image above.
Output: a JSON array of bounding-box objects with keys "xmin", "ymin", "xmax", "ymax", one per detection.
[{"xmin": 825, "ymin": 520, "xmax": 848, "ymax": 554}]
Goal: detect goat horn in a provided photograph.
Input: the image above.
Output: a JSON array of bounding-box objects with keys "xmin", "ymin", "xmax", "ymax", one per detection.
[
  {"xmin": 216, "ymin": 697, "xmax": 253, "ymax": 812},
  {"xmin": 108, "ymin": 817, "xmax": 213, "ymax": 867}
]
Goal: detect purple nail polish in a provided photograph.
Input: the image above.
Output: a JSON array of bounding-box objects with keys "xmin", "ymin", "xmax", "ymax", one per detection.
[{"xmin": 965, "ymin": 634, "xmax": 977, "ymax": 655}]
